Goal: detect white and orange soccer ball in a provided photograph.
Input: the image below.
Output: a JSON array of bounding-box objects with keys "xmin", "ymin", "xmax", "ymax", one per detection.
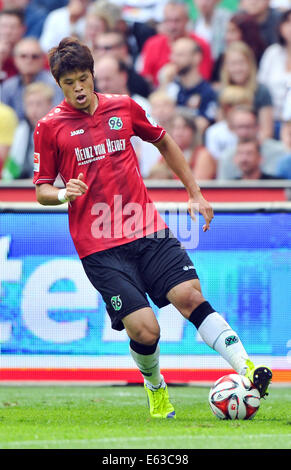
[{"xmin": 208, "ymin": 374, "xmax": 261, "ymax": 420}]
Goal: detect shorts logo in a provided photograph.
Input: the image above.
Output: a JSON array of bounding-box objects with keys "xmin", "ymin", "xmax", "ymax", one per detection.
[
  {"xmin": 183, "ymin": 265, "xmax": 195, "ymax": 271},
  {"xmin": 108, "ymin": 116, "xmax": 123, "ymax": 130},
  {"xmin": 111, "ymin": 295, "xmax": 122, "ymax": 311},
  {"xmin": 225, "ymin": 335, "xmax": 239, "ymax": 347},
  {"xmin": 34, "ymin": 152, "xmax": 40, "ymax": 172}
]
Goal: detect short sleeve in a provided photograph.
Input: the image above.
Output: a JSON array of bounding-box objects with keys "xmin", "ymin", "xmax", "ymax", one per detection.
[
  {"xmin": 33, "ymin": 120, "xmax": 58, "ymax": 185},
  {"xmin": 130, "ymin": 98, "xmax": 166, "ymax": 143}
]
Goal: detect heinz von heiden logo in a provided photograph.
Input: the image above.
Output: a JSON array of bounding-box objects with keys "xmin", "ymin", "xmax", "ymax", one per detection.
[{"xmin": 90, "ymin": 196, "xmax": 200, "ymax": 248}]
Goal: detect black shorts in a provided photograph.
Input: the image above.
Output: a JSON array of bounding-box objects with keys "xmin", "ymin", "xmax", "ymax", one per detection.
[{"xmin": 81, "ymin": 229, "xmax": 198, "ymax": 331}]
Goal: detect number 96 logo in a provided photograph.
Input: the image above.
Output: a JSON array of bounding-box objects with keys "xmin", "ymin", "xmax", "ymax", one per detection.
[{"xmin": 108, "ymin": 117, "xmax": 123, "ymax": 130}]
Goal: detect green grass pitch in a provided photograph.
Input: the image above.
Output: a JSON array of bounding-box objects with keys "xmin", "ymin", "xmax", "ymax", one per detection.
[{"xmin": 0, "ymin": 385, "xmax": 290, "ymax": 449}]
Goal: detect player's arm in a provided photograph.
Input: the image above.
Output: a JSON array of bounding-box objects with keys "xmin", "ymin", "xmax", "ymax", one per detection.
[
  {"xmin": 36, "ymin": 173, "xmax": 88, "ymax": 206},
  {"xmin": 153, "ymin": 132, "xmax": 214, "ymax": 231}
]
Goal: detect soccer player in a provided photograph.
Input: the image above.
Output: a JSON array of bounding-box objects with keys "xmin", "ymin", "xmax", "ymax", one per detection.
[{"xmin": 33, "ymin": 37, "xmax": 272, "ymax": 419}]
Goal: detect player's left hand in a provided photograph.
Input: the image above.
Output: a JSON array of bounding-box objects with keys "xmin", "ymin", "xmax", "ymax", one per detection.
[{"xmin": 188, "ymin": 192, "xmax": 214, "ymax": 232}]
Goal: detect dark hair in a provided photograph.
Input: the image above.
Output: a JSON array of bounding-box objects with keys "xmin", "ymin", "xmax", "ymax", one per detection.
[
  {"xmin": 229, "ymin": 12, "xmax": 266, "ymax": 62},
  {"xmin": 278, "ymin": 9, "xmax": 291, "ymax": 46},
  {"xmin": 0, "ymin": 8, "xmax": 25, "ymax": 23},
  {"xmin": 237, "ymin": 136, "xmax": 261, "ymax": 152},
  {"xmin": 48, "ymin": 37, "xmax": 94, "ymax": 83}
]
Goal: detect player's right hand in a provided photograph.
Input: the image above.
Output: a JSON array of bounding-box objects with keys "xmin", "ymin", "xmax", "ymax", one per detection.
[{"xmin": 64, "ymin": 173, "xmax": 88, "ymax": 201}]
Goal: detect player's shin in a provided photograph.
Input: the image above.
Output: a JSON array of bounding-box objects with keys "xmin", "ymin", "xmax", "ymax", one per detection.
[
  {"xmin": 129, "ymin": 339, "xmax": 164, "ymax": 389},
  {"xmin": 189, "ymin": 302, "xmax": 249, "ymax": 375}
]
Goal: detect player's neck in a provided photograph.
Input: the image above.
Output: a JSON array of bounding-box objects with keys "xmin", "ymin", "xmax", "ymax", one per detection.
[{"xmin": 84, "ymin": 93, "xmax": 98, "ymax": 115}]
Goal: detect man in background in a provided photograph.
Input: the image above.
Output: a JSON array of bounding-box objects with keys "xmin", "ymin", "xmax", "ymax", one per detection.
[
  {"xmin": 139, "ymin": 1, "xmax": 213, "ymax": 87},
  {"xmin": 234, "ymin": 137, "xmax": 279, "ymax": 179}
]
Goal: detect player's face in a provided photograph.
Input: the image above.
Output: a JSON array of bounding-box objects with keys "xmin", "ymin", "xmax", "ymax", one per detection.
[{"xmin": 59, "ymin": 69, "xmax": 95, "ymax": 113}]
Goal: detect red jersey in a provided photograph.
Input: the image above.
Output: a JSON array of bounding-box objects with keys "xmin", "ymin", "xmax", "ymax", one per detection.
[{"xmin": 33, "ymin": 93, "xmax": 167, "ymax": 258}]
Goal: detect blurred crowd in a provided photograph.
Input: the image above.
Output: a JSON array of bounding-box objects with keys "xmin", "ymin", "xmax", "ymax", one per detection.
[{"xmin": 1, "ymin": 0, "xmax": 291, "ymax": 181}]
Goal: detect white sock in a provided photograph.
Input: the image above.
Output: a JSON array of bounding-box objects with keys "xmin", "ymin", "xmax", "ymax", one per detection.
[
  {"xmin": 197, "ymin": 312, "xmax": 249, "ymax": 375},
  {"xmin": 129, "ymin": 344, "xmax": 163, "ymax": 387}
]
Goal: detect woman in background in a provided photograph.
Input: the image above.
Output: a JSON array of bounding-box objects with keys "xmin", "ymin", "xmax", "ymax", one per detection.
[
  {"xmin": 220, "ymin": 41, "xmax": 273, "ymax": 140},
  {"xmin": 212, "ymin": 11, "xmax": 266, "ymax": 83}
]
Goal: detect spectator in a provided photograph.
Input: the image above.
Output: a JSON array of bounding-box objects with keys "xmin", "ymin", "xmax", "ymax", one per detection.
[
  {"xmin": 217, "ymin": 106, "xmax": 286, "ymax": 179},
  {"xmin": 160, "ymin": 36, "xmax": 217, "ymax": 134},
  {"xmin": 204, "ymin": 85, "xmax": 253, "ymax": 162},
  {"xmin": 94, "ymin": 54, "xmax": 150, "ymax": 110},
  {"xmin": 191, "ymin": 0, "xmax": 232, "ymax": 61},
  {"xmin": 1, "ymin": 37, "xmax": 63, "ymax": 119},
  {"xmin": 148, "ymin": 106, "xmax": 216, "ymax": 179},
  {"xmin": 234, "ymin": 137, "xmax": 279, "ymax": 179},
  {"xmin": 2, "ymin": 81, "xmax": 54, "ymax": 179},
  {"xmin": 0, "ymin": 101, "xmax": 18, "ymax": 175},
  {"xmin": 93, "ymin": 31, "xmax": 152, "ymax": 98},
  {"xmin": 82, "ymin": 2, "xmax": 112, "ymax": 50},
  {"xmin": 148, "ymin": 89, "xmax": 175, "ymax": 133},
  {"xmin": 139, "ymin": 1, "xmax": 213, "ymax": 87},
  {"xmin": 220, "ymin": 41, "xmax": 273, "ymax": 140},
  {"xmin": 92, "ymin": 1, "xmax": 157, "ymax": 64},
  {"xmin": 39, "ymin": 0, "xmax": 91, "ymax": 52},
  {"xmin": 1, "ymin": 0, "xmax": 49, "ymax": 38},
  {"xmin": 0, "ymin": 9, "xmax": 26, "ymax": 78},
  {"xmin": 239, "ymin": 0, "xmax": 281, "ymax": 48},
  {"xmin": 139, "ymin": 90, "xmax": 176, "ymax": 177},
  {"xmin": 211, "ymin": 12, "xmax": 267, "ymax": 83},
  {"xmin": 0, "ymin": 9, "xmax": 26, "ymax": 48},
  {"xmin": 258, "ymin": 9, "xmax": 291, "ymax": 139}
]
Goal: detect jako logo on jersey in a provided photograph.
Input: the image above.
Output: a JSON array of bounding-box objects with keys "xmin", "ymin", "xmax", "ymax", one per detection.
[
  {"xmin": 108, "ymin": 116, "xmax": 123, "ymax": 130},
  {"xmin": 111, "ymin": 295, "xmax": 122, "ymax": 311},
  {"xmin": 71, "ymin": 129, "xmax": 85, "ymax": 136}
]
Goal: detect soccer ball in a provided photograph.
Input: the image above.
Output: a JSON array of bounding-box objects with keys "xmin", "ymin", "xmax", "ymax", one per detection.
[{"xmin": 208, "ymin": 374, "xmax": 261, "ymax": 420}]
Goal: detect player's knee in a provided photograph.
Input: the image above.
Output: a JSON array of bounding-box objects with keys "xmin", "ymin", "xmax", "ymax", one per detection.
[
  {"xmin": 173, "ymin": 286, "xmax": 205, "ymax": 317},
  {"xmin": 132, "ymin": 325, "xmax": 160, "ymax": 346}
]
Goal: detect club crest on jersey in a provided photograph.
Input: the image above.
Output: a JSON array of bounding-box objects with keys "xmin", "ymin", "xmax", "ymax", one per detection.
[{"xmin": 108, "ymin": 116, "xmax": 123, "ymax": 130}]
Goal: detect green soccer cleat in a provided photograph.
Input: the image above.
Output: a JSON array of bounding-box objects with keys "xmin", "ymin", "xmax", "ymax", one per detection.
[
  {"xmin": 144, "ymin": 382, "xmax": 176, "ymax": 419},
  {"xmin": 244, "ymin": 359, "xmax": 273, "ymax": 398}
]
